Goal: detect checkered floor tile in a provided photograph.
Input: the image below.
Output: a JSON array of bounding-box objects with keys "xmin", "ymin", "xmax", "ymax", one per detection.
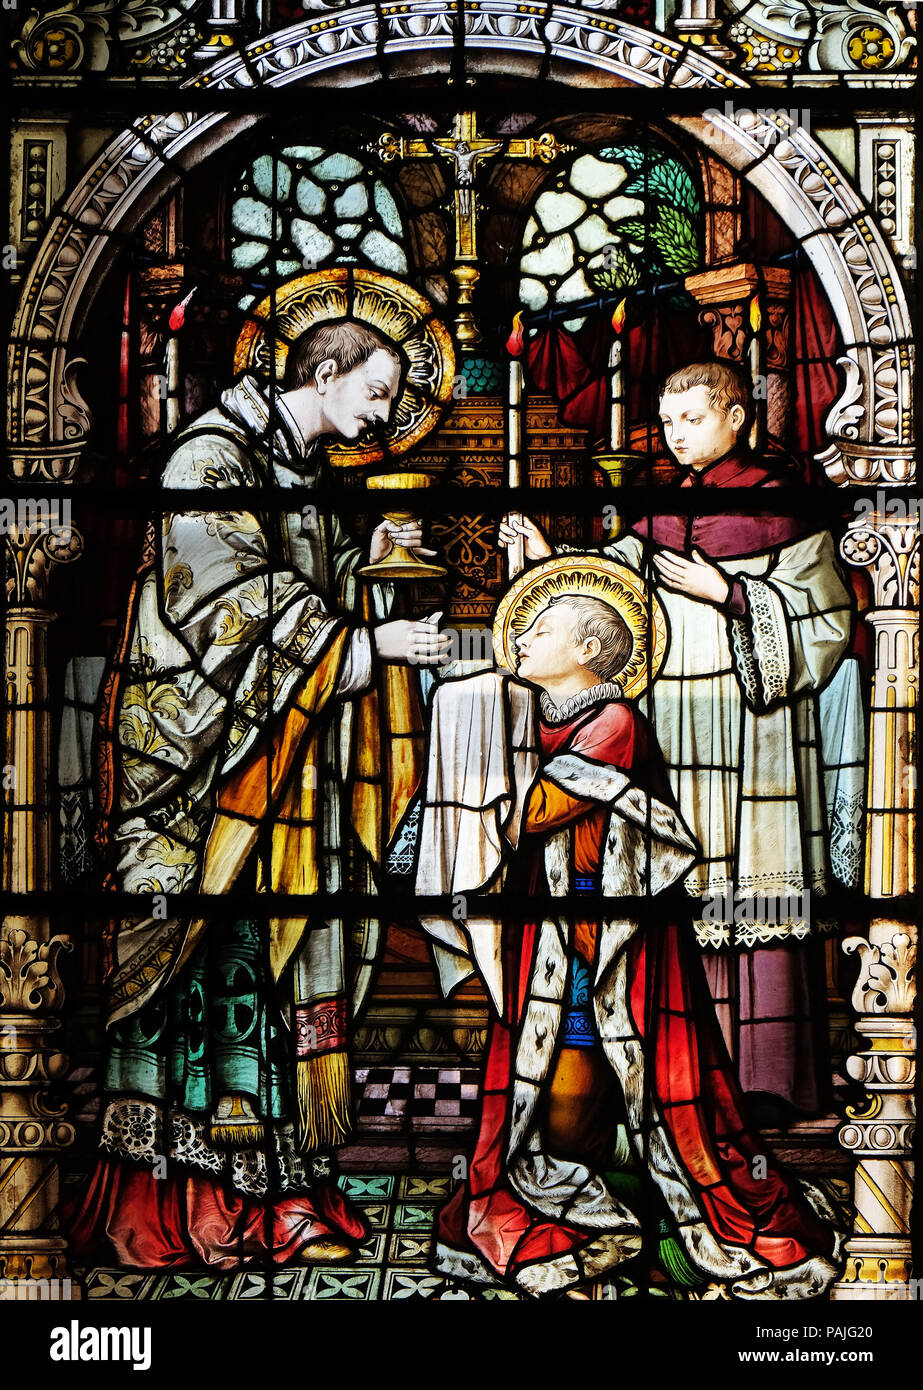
[{"xmin": 354, "ymin": 1066, "xmax": 481, "ymax": 1133}]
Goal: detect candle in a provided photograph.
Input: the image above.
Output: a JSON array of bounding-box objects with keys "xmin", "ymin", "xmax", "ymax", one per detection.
[
  {"xmin": 117, "ymin": 275, "xmax": 131, "ymax": 456},
  {"xmin": 748, "ymin": 295, "xmax": 761, "ymax": 450},
  {"xmin": 609, "ymin": 299, "xmax": 627, "ymax": 452},
  {"xmin": 508, "ymin": 359, "xmax": 523, "ymax": 483},
  {"xmin": 164, "ymin": 286, "xmax": 196, "ymax": 436},
  {"xmin": 507, "ymin": 358, "xmax": 525, "ymax": 579},
  {"xmin": 165, "ymin": 336, "xmax": 180, "ymax": 434}
]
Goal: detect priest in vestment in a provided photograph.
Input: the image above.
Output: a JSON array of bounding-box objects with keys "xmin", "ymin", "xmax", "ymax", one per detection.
[
  {"xmin": 418, "ymin": 566, "xmax": 841, "ymax": 1298},
  {"xmin": 69, "ymin": 316, "xmax": 450, "ymax": 1268},
  {"xmin": 500, "ymin": 361, "xmax": 860, "ymax": 1123}
]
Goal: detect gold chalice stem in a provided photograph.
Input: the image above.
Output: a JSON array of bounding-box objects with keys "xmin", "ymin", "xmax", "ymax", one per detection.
[{"xmin": 357, "ymin": 472, "xmax": 447, "ymax": 580}]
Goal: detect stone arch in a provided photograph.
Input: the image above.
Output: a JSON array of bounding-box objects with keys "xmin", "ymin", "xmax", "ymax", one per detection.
[{"xmin": 8, "ymin": 3, "xmax": 913, "ymax": 484}]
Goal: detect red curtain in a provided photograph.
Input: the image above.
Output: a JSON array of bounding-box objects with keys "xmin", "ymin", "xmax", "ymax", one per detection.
[
  {"xmin": 791, "ymin": 264, "xmax": 841, "ymax": 459},
  {"xmin": 523, "ymin": 266, "xmax": 840, "ymax": 462},
  {"xmin": 525, "ymin": 304, "xmax": 712, "ymax": 445}
]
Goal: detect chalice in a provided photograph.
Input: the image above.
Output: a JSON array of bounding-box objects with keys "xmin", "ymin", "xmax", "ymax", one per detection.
[{"xmin": 357, "ymin": 472, "xmax": 447, "ymax": 580}]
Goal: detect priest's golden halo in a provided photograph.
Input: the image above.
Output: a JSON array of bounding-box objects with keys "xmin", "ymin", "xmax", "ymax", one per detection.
[
  {"xmin": 493, "ymin": 555, "xmax": 667, "ymax": 700},
  {"xmin": 233, "ymin": 268, "xmax": 456, "ymax": 467}
]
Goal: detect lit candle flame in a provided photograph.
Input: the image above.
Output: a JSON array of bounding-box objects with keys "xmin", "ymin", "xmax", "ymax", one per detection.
[
  {"xmin": 749, "ymin": 296, "xmax": 761, "ymax": 333},
  {"xmin": 506, "ymin": 310, "xmax": 525, "ymax": 358},
  {"xmin": 169, "ymin": 286, "xmax": 198, "ymax": 333},
  {"xmin": 612, "ymin": 298, "xmax": 627, "ymax": 334}
]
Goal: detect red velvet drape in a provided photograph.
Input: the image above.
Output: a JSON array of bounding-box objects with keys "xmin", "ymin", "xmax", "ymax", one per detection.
[
  {"xmin": 791, "ymin": 264, "xmax": 841, "ymax": 458},
  {"xmin": 522, "ymin": 264, "xmax": 841, "ymax": 462},
  {"xmin": 525, "ymin": 305, "xmax": 712, "ymax": 444}
]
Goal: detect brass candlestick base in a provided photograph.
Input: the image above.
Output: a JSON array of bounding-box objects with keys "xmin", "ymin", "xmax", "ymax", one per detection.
[
  {"xmin": 594, "ymin": 450, "xmax": 640, "ymax": 539},
  {"xmin": 357, "ymin": 472, "xmax": 447, "ymax": 580}
]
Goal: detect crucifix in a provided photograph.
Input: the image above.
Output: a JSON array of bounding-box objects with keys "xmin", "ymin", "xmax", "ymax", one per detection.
[{"xmin": 373, "ymin": 112, "xmax": 572, "ymax": 347}]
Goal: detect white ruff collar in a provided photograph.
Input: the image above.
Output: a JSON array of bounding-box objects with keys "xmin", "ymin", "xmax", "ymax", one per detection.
[{"xmin": 539, "ymin": 682, "xmax": 624, "ymax": 724}]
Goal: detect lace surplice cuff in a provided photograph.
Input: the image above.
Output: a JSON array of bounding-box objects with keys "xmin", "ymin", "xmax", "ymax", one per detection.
[{"xmin": 728, "ymin": 575, "xmax": 791, "ymax": 712}]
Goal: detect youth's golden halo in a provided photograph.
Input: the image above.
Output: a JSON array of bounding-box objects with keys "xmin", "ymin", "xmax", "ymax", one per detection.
[
  {"xmin": 493, "ymin": 554, "xmax": 668, "ymax": 700},
  {"xmin": 233, "ymin": 268, "xmax": 456, "ymax": 467}
]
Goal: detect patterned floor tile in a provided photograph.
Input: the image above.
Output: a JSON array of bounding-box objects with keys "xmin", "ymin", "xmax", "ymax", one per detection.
[
  {"xmin": 338, "ymin": 1173, "xmax": 395, "ymax": 1200},
  {"xmin": 151, "ymin": 1273, "xmax": 229, "ymax": 1300},
  {"xmin": 83, "ymin": 1269, "xmax": 158, "ymax": 1300},
  {"xmin": 388, "ymin": 1232, "xmax": 433, "ymax": 1264},
  {"xmin": 382, "ymin": 1268, "xmax": 448, "ymax": 1300},
  {"xmin": 351, "ymin": 1200, "xmax": 390, "ymax": 1231},
  {"xmin": 304, "ymin": 1266, "xmax": 382, "ymax": 1300},
  {"xmin": 355, "ymin": 1231, "xmax": 387, "ymax": 1264},
  {"xmin": 225, "ymin": 1268, "xmax": 308, "ymax": 1300},
  {"xmin": 398, "ymin": 1173, "xmax": 452, "ymax": 1200},
  {"xmin": 393, "ymin": 1201, "xmax": 438, "ymax": 1230}
]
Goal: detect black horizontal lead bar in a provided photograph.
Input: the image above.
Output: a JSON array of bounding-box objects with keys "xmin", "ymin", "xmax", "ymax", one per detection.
[
  {"xmin": 0, "ymin": 483, "xmax": 885, "ymax": 520},
  {"xmin": 0, "ymin": 888, "xmax": 905, "ymax": 920},
  {"xmin": 6, "ymin": 74, "xmax": 916, "ymax": 117}
]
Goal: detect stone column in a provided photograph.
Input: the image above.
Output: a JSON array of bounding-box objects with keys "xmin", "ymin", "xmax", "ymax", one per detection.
[
  {"xmin": 192, "ymin": 0, "xmax": 254, "ymax": 62},
  {"xmin": 834, "ymin": 493, "xmax": 917, "ymax": 1299},
  {"xmin": 1, "ymin": 519, "xmax": 82, "ymax": 1300},
  {"xmin": 672, "ymin": 0, "xmax": 736, "ymax": 61}
]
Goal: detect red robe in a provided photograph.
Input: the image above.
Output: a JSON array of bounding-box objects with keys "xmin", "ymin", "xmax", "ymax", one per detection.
[{"xmin": 435, "ymin": 695, "xmax": 839, "ymax": 1297}]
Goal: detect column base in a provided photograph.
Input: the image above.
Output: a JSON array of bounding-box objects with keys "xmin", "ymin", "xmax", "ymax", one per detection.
[
  {"xmin": 829, "ymin": 1237, "xmax": 914, "ymax": 1300},
  {"xmin": 0, "ymin": 1238, "xmax": 81, "ymax": 1300}
]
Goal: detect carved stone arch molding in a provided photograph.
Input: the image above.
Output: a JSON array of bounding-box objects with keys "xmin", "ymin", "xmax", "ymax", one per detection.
[{"xmin": 8, "ymin": 2, "xmax": 913, "ymax": 489}]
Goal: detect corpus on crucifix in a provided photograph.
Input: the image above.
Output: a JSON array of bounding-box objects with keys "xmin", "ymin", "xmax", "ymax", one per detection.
[{"xmin": 373, "ymin": 112, "xmax": 571, "ymax": 346}]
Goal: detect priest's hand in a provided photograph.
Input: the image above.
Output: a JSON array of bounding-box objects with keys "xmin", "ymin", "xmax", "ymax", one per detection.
[
  {"xmin": 498, "ymin": 514, "xmax": 552, "ymax": 561},
  {"xmin": 374, "ymin": 613, "xmax": 452, "ymax": 667},
  {"xmin": 369, "ymin": 517, "xmax": 438, "ymax": 564},
  {"xmin": 653, "ymin": 547, "xmax": 730, "ymax": 606}
]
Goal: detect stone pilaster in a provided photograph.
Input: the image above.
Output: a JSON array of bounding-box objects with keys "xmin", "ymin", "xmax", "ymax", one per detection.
[
  {"xmin": 1, "ymin": 519, "xmax": 82, "ymax": 1300},
  {"xmin": 833, "ymin": 493, "xmax": 918, "ymax": 1299}
]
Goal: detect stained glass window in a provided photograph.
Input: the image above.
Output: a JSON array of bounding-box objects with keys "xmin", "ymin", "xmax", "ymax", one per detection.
[
  {"xmin": 232, "ymin": 144, "xmax": 408, "ymax": 301},
  {"xmin": 2, "ymin": 0, "xmax": 918, "ymax": 1361},
  {"xmin": 519, "ymin": 141, "xmax": 703, "ymax": 321}
]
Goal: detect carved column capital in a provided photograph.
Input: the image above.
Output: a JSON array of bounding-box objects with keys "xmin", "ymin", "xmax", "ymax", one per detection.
[
  {"xmin": 843, "ymin": 929, "xmax": 916, "ymax": 1017},
  {"xmin": 840, "ymin": 512, "xmax": 919, "ymax": 611},
  {"xmin": 5, "ymin": 521, "xmax": 83, "ymax": 610},
  {"xmin": 0, "ymin": 927, "xmax": 71, "ymax": 1013}
]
